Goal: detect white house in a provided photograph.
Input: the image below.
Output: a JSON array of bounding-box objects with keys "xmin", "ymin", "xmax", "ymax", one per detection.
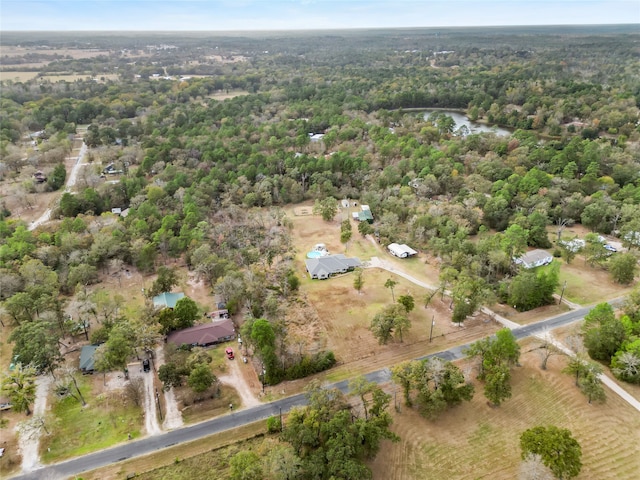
[
  {"xmin": 388, "ymin": 243, "xmax": 418, "ymax": 258},
  {"xmin": 514, "ymin": 249, "xmax": 553, "ymax": 269}
]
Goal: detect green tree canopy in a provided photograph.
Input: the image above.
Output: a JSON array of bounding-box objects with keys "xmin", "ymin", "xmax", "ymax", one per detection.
[
  {"xmin": 187, "ymin": 363, "xmax": 216, "ymax": 394},
  {"xmin": 1, "ymin": 364, "xmax": 37, "ymax": 416},
  {"xmin": 520, "ymin": 426, "xmax": 582, "ymax": 480},
  {"xmin": 173, "ymin": 297, "xmax": 199, "ymax": 330},
  {"xmin": 9, "ymin": 321, "xmax": 62, "ymax": 375}
]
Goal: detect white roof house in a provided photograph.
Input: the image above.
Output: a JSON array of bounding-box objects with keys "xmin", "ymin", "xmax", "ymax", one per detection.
[
  {"xmin": 388, "ymin": 243, "xmax": 418, "ymax": 258},
  {"xmin": 514, "ymin": 249, "xmax": 553, "ymax": 269}
]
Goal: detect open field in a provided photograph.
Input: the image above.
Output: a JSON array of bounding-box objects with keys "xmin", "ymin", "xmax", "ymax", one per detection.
[
  {"xmin": 558, "ymin": 259, "xmax": 634, "ymax": 305},
  {"xmin": 368, "ymin": 338, "xmax": 640, "ymax": 479},
  {"xmin": 283, "ymin": 204, "xmax": 502, "ymax": 385},
  {"xmin": 0, "ymin": 71, "xmax": 40, "ymax": 82},
  {"xmin": 0, "ymin": 46, "xmax": 112, "ymax": 58},
  {"xmin": 206, "ymin": 90, "xmax": 250, "ymax": 100},
  {"xmin": 40, "ymin": 373, "xmax": 143, "ymax": 463}
]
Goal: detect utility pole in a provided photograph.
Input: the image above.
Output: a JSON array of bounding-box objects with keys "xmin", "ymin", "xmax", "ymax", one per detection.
[
  {"xmin": 558, "ymin": 281, "xmax": 567, "ymax": 305},
  {"xmin": 429, "ymin": 315, "xmax": 435, "ymax": 343},
  {"xmin": 155, "ymin": 388, "xmax": 163, "ymax": 421}
]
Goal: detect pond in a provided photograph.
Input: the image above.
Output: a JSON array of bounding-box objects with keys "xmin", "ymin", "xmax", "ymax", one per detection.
[{"xmin": 423, "ymin": 109, "xmax": 512, "ymax": 137}]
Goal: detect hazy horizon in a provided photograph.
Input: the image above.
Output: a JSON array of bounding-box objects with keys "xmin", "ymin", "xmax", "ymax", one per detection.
[{"xmin": 2, "ymin": 1, "xmax": 639, "ymax": 32}]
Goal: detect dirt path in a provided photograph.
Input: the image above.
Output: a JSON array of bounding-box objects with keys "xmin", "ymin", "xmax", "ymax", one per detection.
[
  {"xmin": 217, "ymin": 359, "xmax": 261, "ymax": 409},
  {"xmin": 28, "ymin": 142, "xmax": 87, "ymax": 231},
  {"xmin": 367, "ymin": 256, "xmax": 437, "ymax": 290},
  {"xmin": 129, "ymin": 364, "xmax": 162, "ymax": 436},
  {"xmin": 17, "ymin": 374, "xmax": 53, "ymax": 472},
  {"xmin": 154, "ymin": 347, "xmax": 183, "ymax": 430}
]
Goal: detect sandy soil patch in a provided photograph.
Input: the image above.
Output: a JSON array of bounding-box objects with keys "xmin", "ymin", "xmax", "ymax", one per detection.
[
  {"xmin": 154, "ymin": 347, "xmax": 183, "ymax": 431},
  {"xmin": 16, "ymin": 374, "xmax": 53, "ymax": 473},
  {"xmin": 217, "ymin": 358, "xmax": 261, "ymax": 409}
]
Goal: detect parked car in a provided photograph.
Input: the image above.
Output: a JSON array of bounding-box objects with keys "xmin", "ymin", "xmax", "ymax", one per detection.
[
  {"xmin": 604, "ymin": 244, "xmax": 617, "ymax": 252},
  {"xmin": 225, "ymin": 347, "xmax": 234, "ymax": 360},
  {"xmin": 142, "ymin": 359, "xmax": 151, "ymax": 372}
]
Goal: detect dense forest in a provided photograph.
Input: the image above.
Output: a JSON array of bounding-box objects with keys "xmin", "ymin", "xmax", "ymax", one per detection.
[
  {"xmin": 2, "ymin": 26, "xmax": 640, "ymax": 343},
  {"xmin": 1, "ymin": 26, "xmax": 640, "ymax": 479}
]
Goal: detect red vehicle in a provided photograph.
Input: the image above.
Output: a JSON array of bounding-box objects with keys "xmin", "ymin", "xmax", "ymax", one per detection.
[{"xmin": 225, "ymin": 347, "xmax": 234, "ymax": 360}]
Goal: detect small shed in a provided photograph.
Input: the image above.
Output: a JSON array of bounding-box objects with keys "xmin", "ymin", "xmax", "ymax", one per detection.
[
  {"xmin": 79, "ymin": 345, "xmax": 99, "ymax": 374},
  {"xmin": 388, "ymin": 243, "xmax": 418, "ymax": 258}
]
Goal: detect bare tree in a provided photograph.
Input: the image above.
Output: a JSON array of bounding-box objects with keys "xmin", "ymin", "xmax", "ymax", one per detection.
[
  {"xmin": 555, "ymin": 217, "xmax": 574, "ymax": 243},
  {"xmin": 535, "ymin": 339, "xmax": 562, "ymax": 370},
  {"xmin": 124, "ymin": 377, "xmax": 144, "ymax": 407},
  {"xmin": 57, "ymin": 366, "xmax": 87, "ymax": 406},
  {"xmin": 519, "ymin": 453, "xmax": 555, "ymax": 480}
]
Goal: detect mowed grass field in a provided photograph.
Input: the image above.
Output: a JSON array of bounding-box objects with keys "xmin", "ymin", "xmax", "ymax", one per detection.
[
  {"xmin": 368, "ymin": 341, "xmax": 640, "ymax": 479},
  {"xmin": 285, "ymin": 204, "xmax": 502, "ymax": 381}
]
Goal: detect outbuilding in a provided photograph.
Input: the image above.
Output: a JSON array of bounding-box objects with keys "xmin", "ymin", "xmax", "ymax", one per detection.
[
  {"xmin": 79, "ymin": 345, "xmax": 99, "ymax": 374},
  {"xmin": 388, "ymin": 243, "xmax": 418, "ymax": 258}
]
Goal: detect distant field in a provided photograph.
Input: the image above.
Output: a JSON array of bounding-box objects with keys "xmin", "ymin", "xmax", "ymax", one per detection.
[
  {"xmin": 0, "ymin": 72, "xmax": 120, "ymax": 83},
  {"xmin": 206, "ymin": 89, "xmax": 250, "ymax": 100},
  {"xmin": 0, "ymin": 46, "xmax": 111, "ymax": 58},
  {"xmin": 0, "ymin": 71, "xmax": 39, "ymax": 82}
]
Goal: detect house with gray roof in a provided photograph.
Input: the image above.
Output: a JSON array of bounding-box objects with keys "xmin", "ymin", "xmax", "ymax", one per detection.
[
  {"xmin": 514, "ymin": 249, "xmax": 553, "ymax": 269},
  {"xmin": 305, "ymin": 254, "xmax": 362, "ymax": 279}
]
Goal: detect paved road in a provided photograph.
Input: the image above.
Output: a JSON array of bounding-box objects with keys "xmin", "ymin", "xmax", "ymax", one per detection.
[{"xmin": 12, "ymin": 299, "xmax": 621, "ymax": 480}]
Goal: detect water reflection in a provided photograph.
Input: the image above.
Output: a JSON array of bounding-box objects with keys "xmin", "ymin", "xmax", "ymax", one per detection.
[{"xmin": 423, "ymin": 110, "xmax": 512, "ymax": 137}]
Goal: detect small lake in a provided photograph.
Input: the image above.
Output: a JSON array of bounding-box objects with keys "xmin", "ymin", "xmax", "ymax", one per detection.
[{"xmin": 423, "ymin": 109, "xmax": 512, "ymax": 137}]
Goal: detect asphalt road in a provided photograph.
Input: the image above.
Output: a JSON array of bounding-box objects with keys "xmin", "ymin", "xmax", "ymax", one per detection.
[{"xmin": 11, "ymin": 298, "xmax": 623, "ymax": 480}]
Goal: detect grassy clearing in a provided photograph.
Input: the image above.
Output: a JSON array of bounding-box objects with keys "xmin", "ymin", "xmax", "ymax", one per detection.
[
  {"xmin": 368, "ymin": 339, "xmax": 640, "ymax": 479},
  {"xmin": 40, "ymin": 374, "xmax": 143, "ymax": 463},
  {"xmin": 0, "ymin": 71, "xmax": 39, "ymax": 82},
  {"xmin": 83, "ymin": 422, "xmax": 267, "ymax": 480},
  {"xmin": 180, "ymin": 385, "xmax": 241, "ymax": 425},
  {"xmin": 558, "ymin": 259, "xmax": 633, "ymax": 305}
]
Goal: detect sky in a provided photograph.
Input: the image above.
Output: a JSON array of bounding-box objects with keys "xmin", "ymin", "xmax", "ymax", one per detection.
[{"xmin": 1, "ymin": 0, "xmax": 639, "ymax": 31}]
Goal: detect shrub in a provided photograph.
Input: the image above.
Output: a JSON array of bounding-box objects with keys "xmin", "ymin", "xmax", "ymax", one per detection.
[{"xmin": 266, "ymin": 415, "xmax": 282, "ymax": 433}]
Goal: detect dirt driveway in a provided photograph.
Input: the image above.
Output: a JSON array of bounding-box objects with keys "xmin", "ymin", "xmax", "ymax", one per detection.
[{"xmin": 217, "ymin": 358, "xmax": 261, "ymax": 409}]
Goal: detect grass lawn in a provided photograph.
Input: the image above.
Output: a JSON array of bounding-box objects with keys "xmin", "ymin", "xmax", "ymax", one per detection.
[
  {"xmin": 40, "ymin": 374, "xmax": 143, "ymax": 463},
  {"xmin": 83, "ymin": 422, "xmax": 267, "ymax": 480},
  {"xmin": 368, "ymin": 338, "xmax": 640, "ymax": 479},
  {"xmin": 180, "ymin": 385, "xmax": 241, "ymax": 425},
  {"xmin": 557, "ymin": 259, "xmax": 634, "ymax": 305}
]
